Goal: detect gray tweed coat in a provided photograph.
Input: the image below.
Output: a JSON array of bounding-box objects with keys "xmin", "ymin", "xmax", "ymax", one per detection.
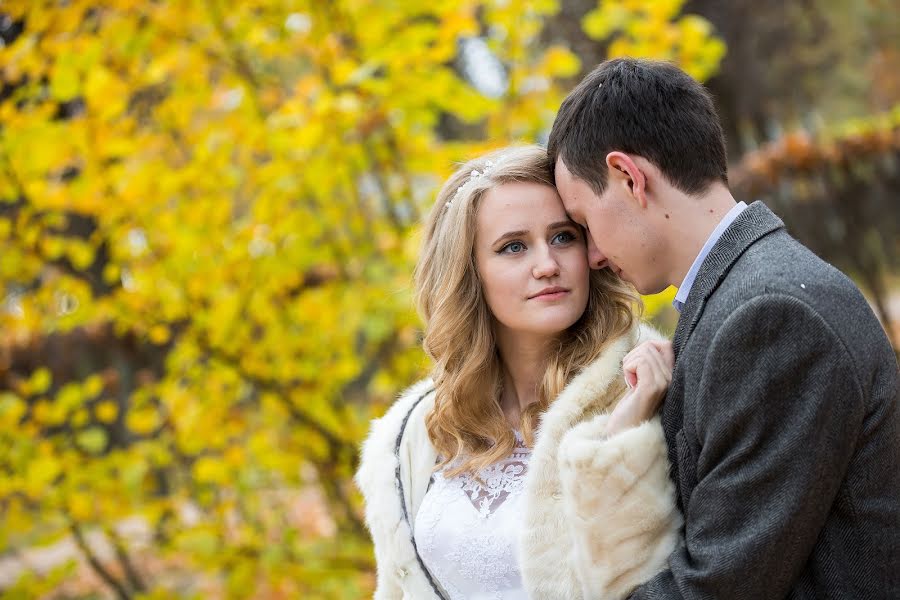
[{"xmin": 629, "ymin": 201, "xmax": 900, "ymax": 599}]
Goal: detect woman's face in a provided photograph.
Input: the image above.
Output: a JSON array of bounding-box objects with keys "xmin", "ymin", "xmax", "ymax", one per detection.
[{"xmin": 474, "ymin": 182, "xmax": 590, "ymax": 341}]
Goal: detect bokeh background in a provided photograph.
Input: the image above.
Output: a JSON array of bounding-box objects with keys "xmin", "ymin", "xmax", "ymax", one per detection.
[{"xmin": 0, "ymin": 1, "xmax": 897, "ymax": 598}]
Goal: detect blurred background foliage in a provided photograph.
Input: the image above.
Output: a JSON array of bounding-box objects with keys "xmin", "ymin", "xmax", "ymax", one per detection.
[{"xmin": 0, "ymin": 0, "xmax": 896, "ymax": 598}]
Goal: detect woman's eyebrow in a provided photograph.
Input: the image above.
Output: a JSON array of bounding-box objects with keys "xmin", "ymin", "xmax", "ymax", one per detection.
[
  {"xmin": 547, "ymin": 220, "xmax": 574, "ymax": 231},
  {"xmin": 492, "ymin": 229, "xmax": 529, "ymax": 245}
]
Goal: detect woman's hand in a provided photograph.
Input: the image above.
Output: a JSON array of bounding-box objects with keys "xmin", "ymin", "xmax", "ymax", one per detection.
[{"xmin": 605, "ymin": 340, "xmax": 675, "ymax": 436}]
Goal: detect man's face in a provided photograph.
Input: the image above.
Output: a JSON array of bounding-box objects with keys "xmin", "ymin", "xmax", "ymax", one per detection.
[{"xmin": 554, "ymin": 157, "xmax": 667, "ymax": 295}]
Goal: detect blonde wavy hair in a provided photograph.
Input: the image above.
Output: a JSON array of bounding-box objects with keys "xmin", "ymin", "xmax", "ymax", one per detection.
[{"xmin": 415, "ymin": 145, "xmax": 638, "ymax": 477}]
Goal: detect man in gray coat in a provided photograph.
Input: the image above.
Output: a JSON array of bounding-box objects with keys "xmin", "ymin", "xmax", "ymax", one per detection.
[{"xmin": 548, "ymin": 58, "xmax": 900, "ymax": 599}]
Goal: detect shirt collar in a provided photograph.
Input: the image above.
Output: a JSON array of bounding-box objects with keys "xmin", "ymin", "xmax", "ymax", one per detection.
[{"xmin": 673, "ymin": 201, "xmax": 748, "ymax": 312}]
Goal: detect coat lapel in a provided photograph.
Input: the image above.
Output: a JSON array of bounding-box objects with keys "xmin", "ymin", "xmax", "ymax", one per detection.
[
  {"xmin": 671, "ymin": 201, "xmax": 785, "ymax": 356},
  {"xmin": 664, "ymin": 202, "xmax": 785, "ymax": 510}
]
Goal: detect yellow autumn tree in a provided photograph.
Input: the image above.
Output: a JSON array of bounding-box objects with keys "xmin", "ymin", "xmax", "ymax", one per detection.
[{"xmin": 0, "ymin": 1, "xmax": 723, "ymax": 597}]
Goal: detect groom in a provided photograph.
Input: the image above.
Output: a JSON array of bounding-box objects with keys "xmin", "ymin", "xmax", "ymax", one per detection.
[{"xmin": 549, "ymin": 58, "xmax": 900, "ymax": 598}]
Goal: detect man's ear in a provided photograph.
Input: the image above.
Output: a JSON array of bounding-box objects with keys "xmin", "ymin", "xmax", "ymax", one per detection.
[{"xmin": 605, "ymin": 151, "xmax": 648, "ymax": 208}]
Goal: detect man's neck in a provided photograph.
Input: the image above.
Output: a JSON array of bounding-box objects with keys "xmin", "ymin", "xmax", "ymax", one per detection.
[{"xmin": 664, "ymin": 184, "xmax": 738, "ymax": 288}]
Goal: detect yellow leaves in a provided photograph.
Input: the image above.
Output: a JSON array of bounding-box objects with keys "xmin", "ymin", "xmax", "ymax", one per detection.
[
  {"xmin": 103, "ymin": 263, "xmax": 121, "ymax": 285},
  {"xmin": 644, "ymin": 0, "xmax": 684, "ymax": 21},
  {"xmin": 193, "ymin": 456, "xmax": 229, "ymax": 485},
  {"xmin": 436, "ymin": 10, "xmax": 479, "ymax": 56},
  {"xmin": 331, "ymin": 58, "xmax": 364, "ymax": 87},
  {"xmin": 0, "ymin": 2, "xmax": 732, "ymax": 595},
  {"xmin": 67, "ymin": 491, "xmax": 95, "ymax": 521},
  {"xmin": 57, "ymin": 383, "xmax": 83, "ymax": 410},
  {"xmin": 126, "ymin": 406, "xmax": 160, "ymax": 436},
  {"xmin": 675, "ymin": 16, "xmax": 727, "ymax": 82},
  {"xmin": 33, "ymin": 398, "xmax": 69, "ymax": 427},
  {"xmin": 149, "ymin": 324, "xmax": 171, "ymax": 345},
  {"xmin": 582, "ymin": 0, "xmax": 724, "ymax": 83},
  {"xmin": 539, "ymin": 46, "xmax": 582, "ymax": 79},
  {"xmin": 66, "ymin": 239, "xmax": 96, "ymax": 271},
  {"xmin": 84, "ymin": 65, "xmax": 129, "ymax": 120},
  {"xmin": 39, "ymin": 236, "xmax": 66, "ymax": 261},
  {"xmin": 174, "ymin": 526, "xmax": 220, "ymax": 559},
  {"xmin": 75, "ymin": 426, "xmax": 108, "ymax": 454},
  {"xmin": 28, "ymin": 367, "xmax": 53, "ymax": 395},
  {"xmin": 225, "ymin": 445, "xmax": 245, "ymax": 468},
  {"xmin": 0, "ymin": 392, "xmax": 27, "ymax": 428},
  {"xmin": 48, "ymin": 52, "xmax": 81, "ymax": 100},
  {"xmin": 94, "ymin": 400, "xmax": 119, "ymax": 424},
  {"xmin": 83, "ymin": 374, "xmax": 104, "ymax": 397},
  {"xmin": 582, "ymin": 2, "xmax": 630, "ymax": 39},
  {"xmin": 247, "ymin": 430, "xmax": 287, "ymax": 473},
  {"xmin": 25, "ymin": 454, "xmax": 62, "ymax": 499},
  {"xmin": 120, "ymin": 454, "xmax": 149, "ymax": 492}
]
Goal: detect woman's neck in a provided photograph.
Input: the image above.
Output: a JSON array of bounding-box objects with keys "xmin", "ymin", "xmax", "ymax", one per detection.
[{"xmin": 495, "ymin": 330, "xmax": 555, "ymax": 428}]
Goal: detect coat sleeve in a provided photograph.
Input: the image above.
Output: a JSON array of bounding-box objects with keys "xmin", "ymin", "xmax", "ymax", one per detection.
[
  {"xmin": 558, "ymin": 413, "xmax": 682, "ymax": 599},
  {"xmin": 629, "ymin": 294, "xmax": 866, "ymax": 599}
]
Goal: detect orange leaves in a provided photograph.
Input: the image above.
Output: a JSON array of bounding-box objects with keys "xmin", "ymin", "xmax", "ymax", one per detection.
[{"xmin": 733, "ymin": 108, "xmax": 900, "ymax": 195}]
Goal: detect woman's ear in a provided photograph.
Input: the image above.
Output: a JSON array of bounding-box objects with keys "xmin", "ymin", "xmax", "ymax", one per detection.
[{"xmin": 605, "ymin": 151, "xmax": 648, "ymax": 209}]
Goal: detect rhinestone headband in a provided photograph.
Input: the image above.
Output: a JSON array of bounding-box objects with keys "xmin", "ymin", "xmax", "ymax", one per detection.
[{"xmin": 445, "ymin": 159, "xmax": 496, "ymax": 208}]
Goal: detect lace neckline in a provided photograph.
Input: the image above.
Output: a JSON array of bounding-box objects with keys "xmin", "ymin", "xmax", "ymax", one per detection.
[{"xmin": 435, "ymin": 430, "xmax": 531, "ymax": 518}]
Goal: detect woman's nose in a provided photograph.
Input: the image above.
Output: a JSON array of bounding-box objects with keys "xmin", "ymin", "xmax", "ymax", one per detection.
[{"xmin": 533, "ymin": 248, "xmax": 561, "ymax": 278}]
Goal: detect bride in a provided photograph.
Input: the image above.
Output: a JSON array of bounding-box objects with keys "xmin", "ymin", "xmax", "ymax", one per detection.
[{"xmin": 356, "ymin": 145, "xmax": 680, "ymax": 599}]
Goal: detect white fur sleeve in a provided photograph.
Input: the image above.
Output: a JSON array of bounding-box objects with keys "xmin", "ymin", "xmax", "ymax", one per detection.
[{"xmin": 557, "ymin": 414, "xmax": 682, "ymax": 599}]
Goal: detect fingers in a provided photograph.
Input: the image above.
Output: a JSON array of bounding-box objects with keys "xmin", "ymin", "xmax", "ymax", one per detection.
[
  {"xmin": 648, "ymin": 339, "xmax": 675, "ymax": 371},
  {"xmin": 622, "ymin": 341, "xmax": 673, "ymax": 391}
]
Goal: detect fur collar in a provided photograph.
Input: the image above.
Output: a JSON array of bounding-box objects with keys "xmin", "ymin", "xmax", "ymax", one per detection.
[{"xmin": 356, "ymin": 322, "xmax": 667, "ymax": 599}]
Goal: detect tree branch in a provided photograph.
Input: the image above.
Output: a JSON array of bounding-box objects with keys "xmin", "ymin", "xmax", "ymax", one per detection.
[
  {"xmin": 105, "ymin": 526, "xmax": 147, "ymax": 593},
  {"xmin": 69, "ymin": 522, "xmax": 132, "ymax": 600}
]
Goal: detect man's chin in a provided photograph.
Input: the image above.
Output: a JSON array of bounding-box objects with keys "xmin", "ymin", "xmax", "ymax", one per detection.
[{"xmin": 633, "ymin": 281, "xmax": 668, "ymax": 296}]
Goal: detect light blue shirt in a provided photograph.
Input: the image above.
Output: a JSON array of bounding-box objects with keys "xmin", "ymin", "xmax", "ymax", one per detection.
[{"xmin": 673, "ymin": 201, "xmax": 748, "ymax": 312}]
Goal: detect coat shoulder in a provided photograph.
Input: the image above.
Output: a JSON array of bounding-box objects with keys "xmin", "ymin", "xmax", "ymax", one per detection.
[
  {"xmin": 355, "ymin": 379, "xmax": 435, "ymax": 497},
  {"xmin": 710, "ymin": 230, "xmax": 892, "ymax": 366}
]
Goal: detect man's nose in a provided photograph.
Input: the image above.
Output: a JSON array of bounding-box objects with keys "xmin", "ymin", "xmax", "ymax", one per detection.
[{"xmin": 586, "ymin": 235, "xmax": 608, "ymax": 270}]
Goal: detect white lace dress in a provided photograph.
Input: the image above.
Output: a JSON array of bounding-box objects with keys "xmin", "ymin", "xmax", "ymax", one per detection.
[{"xmin": 413, "ymin": 433, "xmax": 531, "ymax": 600}]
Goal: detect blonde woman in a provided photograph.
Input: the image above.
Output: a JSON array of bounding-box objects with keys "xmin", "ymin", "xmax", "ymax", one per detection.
[{"xmin": 355, "ymin": 146, "xmax": 681, "ymax": 599}]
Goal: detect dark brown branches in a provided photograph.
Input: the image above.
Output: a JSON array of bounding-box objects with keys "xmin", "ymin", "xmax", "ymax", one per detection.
[
  {"xmin": 104, "ymin": 526, "xmax": 147, "ymax": 593},
  {"xmin": 69, "ymin": 521, "xmax": 132, "ymax": 600}
]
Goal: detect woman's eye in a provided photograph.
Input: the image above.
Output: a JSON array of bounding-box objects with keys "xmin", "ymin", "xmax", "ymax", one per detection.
[
  {"xmin": 552, "ymin": 231, "xmax": 576, "ymax": 244},
  {"xmin": 501, "ymin": 241, "xmax": 526, "ymax": 254}
]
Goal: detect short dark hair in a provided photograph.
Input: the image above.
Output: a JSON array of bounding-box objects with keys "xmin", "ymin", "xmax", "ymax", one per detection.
[{"xmin": 548, "ymin": 58, "xmax": 728, "ymax": 196}]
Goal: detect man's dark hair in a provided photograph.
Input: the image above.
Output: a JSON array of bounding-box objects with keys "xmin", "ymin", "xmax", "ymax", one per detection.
[{"xmin": 548, "ymin": 58, "xmax": 728, "ymax": 196}]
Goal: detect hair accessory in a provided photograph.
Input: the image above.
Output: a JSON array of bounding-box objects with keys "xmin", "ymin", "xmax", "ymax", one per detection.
[{"xmin": 446, "ymin": 160, "xmax": 497, "ymax": 208}]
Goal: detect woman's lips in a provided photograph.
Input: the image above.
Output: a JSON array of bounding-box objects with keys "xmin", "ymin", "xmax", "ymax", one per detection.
[
  {"xmin": 533, "ymin": 291, "xmax": 569, "ymax": 300},
  {"xmin": 529, "ymin": 287, "xmax": 570, "ymax": 300}
]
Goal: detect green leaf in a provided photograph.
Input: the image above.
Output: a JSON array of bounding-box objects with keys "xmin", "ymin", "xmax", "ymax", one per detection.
[{"xmin": 76, "ymin": 427, "xmax": 108, "ymax": 454}]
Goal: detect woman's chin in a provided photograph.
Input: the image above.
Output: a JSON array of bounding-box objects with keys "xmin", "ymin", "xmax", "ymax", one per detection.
[{"xmin": 520, "ymin": 314, "xmax": 584, "ymax": 337}]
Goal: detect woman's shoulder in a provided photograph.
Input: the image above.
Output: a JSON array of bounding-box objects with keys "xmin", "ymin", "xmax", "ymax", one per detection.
[
  {"xmin": 369, "ymin": 378, "xmax": 436, "ymax": 441},
  {"xmin": 355, "ymin": 379, "xmax": 435, "ymax": 490}
]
